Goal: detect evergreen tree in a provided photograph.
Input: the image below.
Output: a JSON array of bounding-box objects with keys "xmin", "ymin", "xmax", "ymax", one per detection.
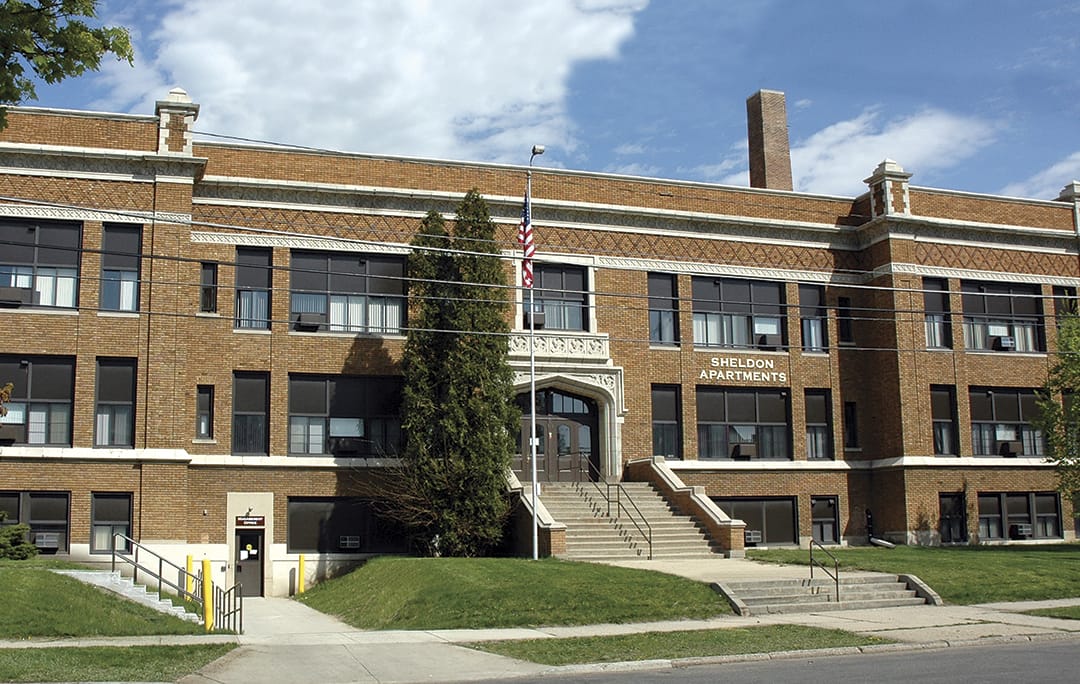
[
  {"xmin": 394, "ymin": 195, "xmax": 518, "ymax": 556},
  {"xmin": 1037, "ymin": 313, "xmax": 1080, "ymax": 516}
]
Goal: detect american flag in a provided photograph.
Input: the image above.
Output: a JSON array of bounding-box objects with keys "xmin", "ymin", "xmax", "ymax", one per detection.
[{"xmin": 518, "ymin": 193, "xmax": 535, "ymax": 288}]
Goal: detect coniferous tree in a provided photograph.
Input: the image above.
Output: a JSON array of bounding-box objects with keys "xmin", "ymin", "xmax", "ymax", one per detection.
[
  {"xmin": 1037, "ymin": 313, "xmax": 1080, "ymax": 518},
  {"xmin": 393, "ymin": 195, "xmax": 518, "ymax": 556}
]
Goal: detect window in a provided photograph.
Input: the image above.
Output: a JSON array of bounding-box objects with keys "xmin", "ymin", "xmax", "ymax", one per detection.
[
  {"xmin": 0, "ymin": 356, "xmax": 74, "ymax": 445},
  {"xmin": 692, "ymin": 277, "xmax": 785, "ymax": 350},
  {"xmin": 961, "ymin": 281, "xmax": 1044, "ymax": 352},
  {"xmin": 837, "ymin": 296, "xmax": 854, "ymax": 344},
  {"xmin": 969, "ymin": 388, "xmax": 1043, "ymax": 457},
  {"xmin": 923, "ymin": 278, "xmax": 951, "ymax": 349},
  {"xmin": 978, "ymin": 492, "xmax": 1061, "ymax": 540},
  {"xmin": 235, "ymin": 248, "xmax": 271, "ymax": 329},
  {"xmin": 931, "ymin": 385, "xmax": 958, "ymax": 456},
  {"xmin": 811, "ymin": 496, "xmax": 839, "ymax": 544},
  {"xmin": 200, "ymin": 262, "xmax": 218, "ymax": 313},
  {"xmin": 288, "ymin": 375, "xmax": 402, "ymax": 456},
  {"xmin": 100, "ymin": 225, "xmax": 140, "ymax": 312},
  {"xmin": 533, "ymin": 264, "xmax": 588, "ymax": 331},
  {"xmin": 95, "ymin": 359, "xmax": 135, "ymax": 447},
  {"xmin": 843, "ymin": 401, "xmax": 859, "ymax": 448},
  {"xmin": 648, "ymin": 273, "xmax": 679, "ymax": 344},
  {"xmin": 233, "ymin": 372, "xmax": 269, "ymax": 454},
  {"xmin": 0, "ymin": 219, "xmax": 80, "ymax": 308},
  {"xmin": 805, "ymin": 390, "xmax": 832, "ymax": 460},
  {"xmin": 939, "ymin": 493, "xmax": 967, "ymax": 543},
  {"xmin": 287, "ymin": 497, "xmax": 407, "ymax": 553},
  {"xmin": 196, "ymin": 385, "xmax": 214, "ymax": 440},
  {"xmin": 91, "ymin": 493, "xmax": 131, "ymax": 553},
  {"xmin": 651, "ymin": 385, "xmax": 681, "ymax": 459},
  {"xmin": 714, "ymin": 497, "xmax": 797, "ymax": 546},
  {"xmin": 799, "ymin": 285, "xmax": 827, "ymax": 352},
  {"xmin": 289, "ymin": 251, "xmax": 405, "ymax": 333},
  {"xmin": 0, "ymin": 492, "xmax": 71, "ymax": 553},
  {"xmin": 696, "ymin": 387, "xmax": 790, "ymax": 459}
]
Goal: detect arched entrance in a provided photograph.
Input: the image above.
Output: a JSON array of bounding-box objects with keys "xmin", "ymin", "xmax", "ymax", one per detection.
[{"xmin": 514, "ymin": 388, "xmax": 599, "ymax": 482}]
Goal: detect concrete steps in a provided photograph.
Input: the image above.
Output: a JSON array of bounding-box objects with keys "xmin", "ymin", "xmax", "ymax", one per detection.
[
  {"xmin": 719, "ymin": 574, "xmax": 929, "ymax": 615},
  {"xmin": 540, "ymin": 481, "xmax": 721, "ymax": 560},
  {"xmin": 54, "ymin": 570, "xmax": 202, "ymax": 624}
]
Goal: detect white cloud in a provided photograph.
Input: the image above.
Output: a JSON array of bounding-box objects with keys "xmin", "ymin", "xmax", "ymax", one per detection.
[
  {"xmin": 91, "ymin": 0, "xmax": 647, "ymax": 164},
  {"xmin": 999, "ymin": 151, "xmax": 1080, "ymax": 199},
  {"xmin": 613, "ymin": 143, "xmax": 646, "ymax": 155},
  {"xmin": 603, "ymin": 161, "xmax": 660, "ymax": 177},
  {"xmin": 790, "ymin": 108, "xmax": 997, "ymax": 196}
]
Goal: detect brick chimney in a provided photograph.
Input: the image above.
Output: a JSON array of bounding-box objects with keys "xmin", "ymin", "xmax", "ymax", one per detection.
[{"xmin": 746, "ymin": 89, "xmax": 793, "ymax": 191}]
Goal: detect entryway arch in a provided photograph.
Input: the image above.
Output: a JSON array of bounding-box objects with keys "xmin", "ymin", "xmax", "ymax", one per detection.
[{"xmin": 514, "ymin": 388, "xmax": 599, "ymax": 482}]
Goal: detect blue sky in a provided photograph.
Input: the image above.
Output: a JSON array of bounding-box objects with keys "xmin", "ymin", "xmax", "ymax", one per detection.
[{"xmin": 26, "ymin": 0, "xmax": 1080, "ymax": 199}]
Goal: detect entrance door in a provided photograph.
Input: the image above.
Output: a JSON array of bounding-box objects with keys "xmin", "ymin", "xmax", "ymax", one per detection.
[
  {"xmin": 515, "ymin": 389, "xmax": 599, "ymax": 482},
  {"xmin": 235, "ymin": 529, "xmax": 264, "ymax": 597}
]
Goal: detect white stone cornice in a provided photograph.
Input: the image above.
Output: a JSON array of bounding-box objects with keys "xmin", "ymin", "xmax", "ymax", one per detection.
[
  {"xmin": 666, "ymin": 455, "xmax": 1056, "ymax": 471},
  {"xmin": 883, "ymin": 262, "xmax": 1080, "ymax": 288},
  {"xmin": 190, "ymin": 229, "xmax": 410, "ymax": 254},
  {"xmin": 0, "ymin": 203, "xmax": 189, "ymax": 225}
]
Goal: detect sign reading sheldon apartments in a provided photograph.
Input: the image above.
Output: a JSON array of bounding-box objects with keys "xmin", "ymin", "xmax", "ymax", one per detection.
[{"xmin": 700, "ymin": 356, "xmax": 787, "ymax": 383}]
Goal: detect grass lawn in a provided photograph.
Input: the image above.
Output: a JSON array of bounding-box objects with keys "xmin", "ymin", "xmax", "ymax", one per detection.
[
  {"xmin": 1023, "ymin": 605, "xmax": 1080, "ymax": 620},
  {"xmin": 296, "ymin": 556, "xmax": 732, "ymax": 629},
  {"xmin": 0, "ymin": 644, "xmax": 235, "ymax": 683},
  {"xmin": 469, "ymin": 624, "xmax": 892, "ymax": 665},
  {"xmin": 748, "ymin": 544, "xmax": 1080, "ymax": 604},
  {"xmin": 0, "ymin": 560, "xmax": 204, "ymax": 638}
]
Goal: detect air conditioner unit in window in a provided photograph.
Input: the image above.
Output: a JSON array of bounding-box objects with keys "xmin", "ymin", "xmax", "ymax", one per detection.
[
  {"xmin": 757, "ymin": 334, "xmax": 782, "ymax": 349},
  {"xmin": 998, "ymin": 440, "xmax": 1023, "ymax": 457},
  {"xmin": 329, "ymin": 437, "xmax": 364, "ymax": 455},
  {"xmin": 0, "ymin": 423, "xmax": 26, "ymax": 443},
  {"xmin": 731, "ymin": 443, "xmax": 757, "ymax": 460},
  {"xmin": 34, "ymin": 532, "xmax": 59, "ymax": 549},
  {"xmin": 1009, "ymin": 523, "xmax": 1033, "ymax": 539},
  {"xmin": 294, "ymin": 312, "xmax": 326, "ymax": 331},
  {"xmin": 0, "ymin": 287, "xmax": 31, "ymax": 307},
  {"xmin": 338, "ymin": 535, "xmax": 361, "ymax": 550},
  {"xmin": 524, "ymin": 310, "xmax": 545, "ymax": 329},
  {"xmin": 744, "ymin": 529, "xmax": 763, "ymax": 545},
  {"xmin": 991, "ymin": 335, "xmax": 1016, "ymax": 351}
]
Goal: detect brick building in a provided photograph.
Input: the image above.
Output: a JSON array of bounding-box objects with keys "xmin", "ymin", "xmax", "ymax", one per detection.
[{"xmin": 1, "ymin": 88, "xmax": 1076, "ymax": 595}]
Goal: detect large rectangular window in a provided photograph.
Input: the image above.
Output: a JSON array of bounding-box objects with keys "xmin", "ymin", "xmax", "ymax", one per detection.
[
  {"xmin": 287, "ymin": 497, "xmax": 407, "ymax": 553},
  {"xmin": 533, "ymin": 264, "xmax": 588, "ymax": 331},
  {"xmin": 805, "ymin": 389, "xmax": 832, "ymax": 460},
  {"xmin": 648, "ymin": 273, "xmax": 679, "ymax": 345},
  {"xmin": 235, "ymin": 248, "xmax": 272, "ymax": 329},
  {"xmin": 931, "ymin": 385, "xmax": 958, "ymax": 456},
  {"xmin": 651, "ymin": 385, "xmax": 681, "ymax": 459},
  {"xmin": 961, "ymin": 281, "xmax": 1044, "ymax": 352},
  {"xmin": 811, "ymin": 496, "xmax": 839, "ymax": 544},
  {"xmin": 100, "ymin": 225, "xmax": 140, "ymax": 312},
  {"xmin": 978, "ymin": 492, "xmax": 1060, "ymax": 540},
  {"xmin": 696, "ymin": 387, "xmax": 790, "ymax": 460},
  {"xmin": 714, "ymin": 497, "xmax": 797, "ymax": 546},
  {"xmin": 289, "ymin": 251, "xmax": 405, "ymax": 334},
  {"xmin": 692, "ymin": 277, "xmax": 785, "ymax": 350},
  {"xmin": 0, "ymin": 492, "xmax": 71, "ymax": 553},
  {"xmin": 923, "ymin": 278, "xmax": 951, "ymax": 349},
  {"xmin": 799, "ymin": 285, "xmax": 827, "ymax": 352},
  {"xmin": 0, "ymin": 356, "xmax": 74, "ymax": 446},
  {"xmin": 969, "ymin": 388, "xmax": 1043, "ymax": 457},
  {"xmin": 233, "ymin": 372, "xmax": 269, "ymax": 455},
  {"xmin": 91, "ymin": 493, "xmax": 132, "ymax": 553},
  {"xmin": 95, "ymin": 359, "xmax": 135, "ymax": 447},
  {"xmin": 0, "ymin": 220, "xmax": 80, "ymax": 308},
  {"xmin": 939, "ymin": 493, "xmax": 967, "ymax": 543},
  {"xmin": 288, "ymin": 375, "xmax": 402, "ymax": 456}
]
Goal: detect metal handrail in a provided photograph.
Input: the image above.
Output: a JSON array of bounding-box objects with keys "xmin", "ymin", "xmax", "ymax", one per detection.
[
  {"xmin": 215, "ymin": 582, "xmax": 244, "ymax": 634},
  {"xmin": 111, "ymin": 533, "xmax": 203, "ymax": 608},
  {"xmin": 809, "ymin": 539, "xmax": 840, "ymax": 602},
  {"xmin": 581, "ymin": 457, "xmax": 653, "ymax": 560}
]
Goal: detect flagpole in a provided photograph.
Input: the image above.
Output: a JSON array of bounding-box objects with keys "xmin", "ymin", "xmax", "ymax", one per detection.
[{"xmin": 527, "ymin": 144, "xmax": 544, "ymax": 561}]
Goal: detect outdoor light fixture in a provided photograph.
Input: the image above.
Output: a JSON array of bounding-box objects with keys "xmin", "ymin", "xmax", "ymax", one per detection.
[{"xmin": 527, "ymin": 143, "xmax": 544, "ymax": 561}]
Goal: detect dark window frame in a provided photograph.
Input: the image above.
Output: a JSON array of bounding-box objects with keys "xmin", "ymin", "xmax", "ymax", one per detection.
[
  {"xmin": 0, "ymin": 356, "xmax": 74, "ymax": 446},
  {"xmin": 805, "ymin": 389, "xmax": 832, "ymax": 460},
  {"xmin": 90, "ymin": 492, "xmax": 132, "ymax": 553},
  {"xmin": 961, "ymin": 281, "xmax": 1045, "ymax": 352},
  {"xmin": 923, "ymin": 277, "xmax": 952, "ymax": 349},
  {"xmin": 100, "ymin": 224, "xmax": 141, "ymax": 313},
  {"xmin": 196, "ymin": 385, "xmax": 214, "ymax": 440},
  {"xmin": 235, "ymin": 248, "xmax": 272, "ymax": 330},
  {"xmin": 200, "ymin": 262, "xmax": 218, "ymax": 313},
  {"xmin": 837, "ymin": 296, "xmax": 854, "ymax": 344},
  {"xmin": 696, "ymin": 387, "xmax": 791, "ymax": 460},
  {"xmin": 651, "ymin": 385, "xmax": 682, "ymax": 459},
  {"xmin": 288, "ymin": 250, "xmax": 406, "ymax": 334},
  {"xmin": 532, "ymin": 264, "xmax": 589, "ymax": 332},
  {"xmin": 931, "ymin": 385, "xmax": 959, "ymax": 456},
  {"xmin": 94, "ymin": 358, "xmax": 136, "ymax": 448},
  {"xmin": 843, "ymin": 401, "xmax": 859, "ymax": 449},
  {"xmin": 968, "ymin": 387, "xmax": 1044, "ymax": 457},
  {"xmin": 287, "ymin": 374, "xmax": 403, "ymax": 457},
  {"xmin": 692, "ymin": 276, "xmax": 786, "ymax": 350},
  {"xmin": 648, "ymin": 273, "xmax": 679, "ymax": 345},
  {"xmin": 232, "ymin": 371, "xmax": 269, "ymax": 455},
  {"xmin": 0, "ymin": 219, "xmax": 81, "ymax": 309},
  {"xmin": 714, "ymin": 496, "xmax": 798, "ymax": 546},
  {"xmin": 286, "ymin": 496, "xmax": 407, "ymax": 553},
  {"xmin": 799, "ymin": 284, "xmax": 828, "ymax": 352},
  {"xmin": 939, "ymin": 492, "xmax": 968, "ymax": 543},
  {"xmin": 811, "ymin": 495, "xmax": 839, "ymax": 544},
  {"xmin": 977, "ymin": 491, "xmax": 1060, "ymax": 540}
]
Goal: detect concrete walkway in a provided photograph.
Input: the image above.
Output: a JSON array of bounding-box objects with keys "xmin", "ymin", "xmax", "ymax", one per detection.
[{"xmin": 8, "ymin": 558, "xmax": 1080, "ymax": 683}]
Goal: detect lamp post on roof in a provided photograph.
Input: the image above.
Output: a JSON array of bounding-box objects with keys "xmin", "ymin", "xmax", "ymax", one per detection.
[{"xmin": 525, "ymin": 144, "xmax": 544, "ymax": 560}]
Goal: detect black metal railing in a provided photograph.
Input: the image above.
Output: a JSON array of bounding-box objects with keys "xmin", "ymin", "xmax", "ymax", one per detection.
[
  {"xmin": 809, "ymin": 539, "xmax": 840, "ymax": 602},
  {"xmin": 581, "ymin": 458, "xmax": 653, "ymax": 560},
  {"xmin": 215, "ymin": 582, "xmax": 243, "ymax": 633},
  {"xmin": 111, "ymin": 533, "xmax": 203, "ymax": 608}
]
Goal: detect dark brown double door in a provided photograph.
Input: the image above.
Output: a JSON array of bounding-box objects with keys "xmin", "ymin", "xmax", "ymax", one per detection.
[{"xmin": 514, "ymin": 389, "xmax": 599, "ymax": 482}]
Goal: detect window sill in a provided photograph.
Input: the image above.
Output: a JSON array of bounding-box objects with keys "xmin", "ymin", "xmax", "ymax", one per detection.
[
  {"xmin": 287, "ymin": 329, "xmax": 405, "ymax": 339},
  {"xmin": 648, "ymin": 343, "xmax": 681, "ymax": 350},
  {"xmin": 196, "ymin": 312, "xmax": 221, "ymax": 318},
  {"xmin": 192, "ymin": 438, "xmax": 217, "ymax": 444},
  {"xmin": 97, "ymin": 311, "xmax": 140, "ymax": 318},
  {"xmin": 233, "ymin": 327, "xmax": 272, "ymax": 335},
  {"xmin": 0, "ymin": 307, "xmax": 78, "ymax": 316},
  {"xmin": 962, "ymin": 349, "xmax": 1046, "ymax": 357}
]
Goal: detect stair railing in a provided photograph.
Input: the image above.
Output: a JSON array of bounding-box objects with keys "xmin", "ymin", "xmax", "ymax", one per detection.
[
  {"xmin": 809, "ymin": 539, "xmax": 840, "ymax": 602},
  {"xmin": 111, "ymin": 533, "xmax": 203, "ymax": 609},
  {"xmin": 581, "ymin": 457, "xmax": 653, "ymax": 560}
]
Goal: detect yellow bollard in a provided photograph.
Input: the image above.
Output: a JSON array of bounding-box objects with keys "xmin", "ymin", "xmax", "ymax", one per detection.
[
  {"xmin": 186, "ymin": 555, "xmax": 193, "ymax": 597},
  {"xmin": 298, "ymin": 554, "xmax": 305, "ymax": 594},
  {"xmin": 202, "ymin": 558, "xmax": 213, "ymax": 632}
]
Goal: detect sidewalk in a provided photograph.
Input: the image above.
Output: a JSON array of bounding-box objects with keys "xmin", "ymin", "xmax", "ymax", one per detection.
[{"xmin": 8, "ymin": 558, "xmax": 1080, "ymax": 684}]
